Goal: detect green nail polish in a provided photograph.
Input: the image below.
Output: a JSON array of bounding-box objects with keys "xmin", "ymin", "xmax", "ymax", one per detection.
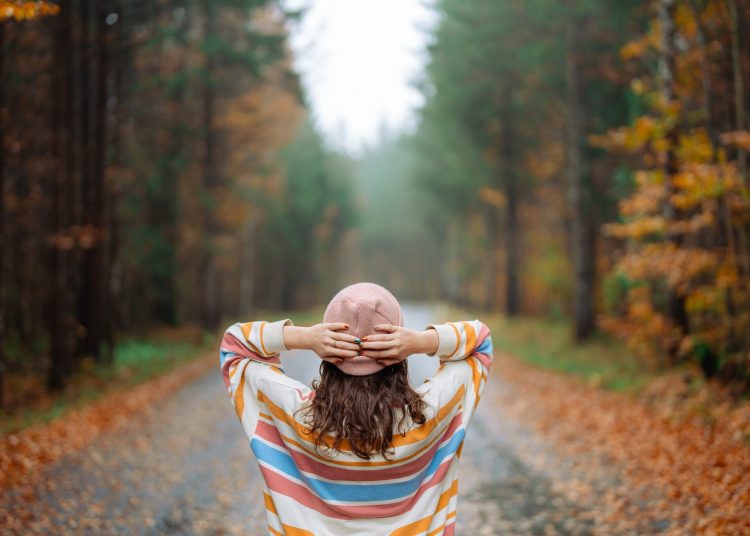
[{"xmin": 354, "ymin": 337, "xmax": 362, "ymax": 345}]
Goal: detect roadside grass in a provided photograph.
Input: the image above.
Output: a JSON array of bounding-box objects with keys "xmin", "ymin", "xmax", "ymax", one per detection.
[
  {"xmin": 481, "ymin": 314, "xmax": 653, "ymax": 392},
  {"xmin": 0, "ymin": 327, "xmax": 214, "ymax": 436},
  {"xmin": 1, "ymin": 310, "xmax": 321, "ymax": 436}
]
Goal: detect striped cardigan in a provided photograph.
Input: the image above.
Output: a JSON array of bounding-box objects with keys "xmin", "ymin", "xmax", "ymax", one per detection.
[{"xmin": 219, "ymin": 319, "xmax": 493, "ymax": 536}]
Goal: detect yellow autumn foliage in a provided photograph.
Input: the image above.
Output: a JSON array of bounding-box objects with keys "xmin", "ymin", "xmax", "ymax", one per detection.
[
  {"xmin": 601, "ymin": 0, "xmax": 750, "ymax": 367},
  {"xmin": 0, "ymin": 1, "xmax": 59, "ymax": 21}
]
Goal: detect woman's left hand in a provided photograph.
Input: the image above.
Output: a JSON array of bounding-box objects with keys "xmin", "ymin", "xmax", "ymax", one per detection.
[{"xmin": 359, "ymin": 325, "xmax": 436, "ymax": 366}]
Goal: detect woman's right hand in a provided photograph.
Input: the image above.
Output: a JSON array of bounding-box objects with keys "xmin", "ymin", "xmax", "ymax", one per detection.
[
  {"xmin": 359, "ymin": 325, "xmax": 439, "ymax": 366},
  {"xmin": 284, "ymin": 323, "xmax": 360, "ymax": 364}
]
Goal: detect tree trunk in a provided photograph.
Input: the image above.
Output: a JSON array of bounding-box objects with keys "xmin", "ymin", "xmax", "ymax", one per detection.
[
  {"xmin": 689, "ymin": 0, "xmax": 719, "ymax": 151},
  {"xmin": 200, "ymin": 0, "xmax": 220, "ymax": 330},
  {"xmin": 485, "ymin": 202, "xmax": 501, "ymax": 312},
  {"xmin": 727, "ymin": 0, "xmax": 747, "ymax": 181},
  {"xmin": 239, "ymin": 217, "xmax": 257, "ymax": 316},
  {"xmin": 77, "ymin": 0, "xmax": 103, "ymax": 359},
  {"xmin": 0, "ymin": 21, "xmax": 6, "ymax": 406},
  {"xmin": 104, "ymin": 0, "xmax": 126, "ymax": 360},
  {"xmin": 48, "ymin": 0, "xmax": 74, "ymax": 389},
  {"xmin": 660, "ymin": 0, "xmax": 690, "ymax": 360},
  {"xmin": 90, "ymin": 0, "xmax": 109, "ymax": 361},
  {"xmin": 501, "ymin": 83, "xmax": 521, "ymax": 317},
  {"xmin": 565, "ymin": 16, "xmax": 595, "ymax": 341},
  {"xmin": 143, "ymin": 10, "xmax": 183, "ymax": 327}
]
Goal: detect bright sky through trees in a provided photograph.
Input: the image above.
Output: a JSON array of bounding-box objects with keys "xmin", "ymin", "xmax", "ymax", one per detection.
[{"xmin": 285, "ymin": 0, "xmax": 436, "ymax": 153}]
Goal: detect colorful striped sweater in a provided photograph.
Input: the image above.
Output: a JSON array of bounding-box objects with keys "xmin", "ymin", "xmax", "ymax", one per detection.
[{"xmin": 219, "ymin": 319, "xmax": 493, "ymax": 536}]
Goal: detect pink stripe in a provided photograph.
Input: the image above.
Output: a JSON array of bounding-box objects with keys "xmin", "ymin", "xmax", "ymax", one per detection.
[
  {"xmin": 475, "ymin": 352, "xmax": 492, "ymax": 371},
  {"xmin": 444, "ymin": 521, "xmax": 455, "ymax": 535},
  {"xmin": 260, "ymin": 455, "xmax": 455, "ymax": 519},
  {"xmin": 221, "ymin": 335, "xmax": 250, "ymax": 387},
  {"xmin": 222, "ymin": 333, "xmax": 281, "ymax": 365},
  {"xmin": 221, "ymin": 333, "xmax": 281, "ymax": 368},
  {"xmin": 255, "ymin": 412, "xmax": 463, "ymax": 482},
  {"xmin": 478, "ymin": 323, "xmax": 490, "ymax": 343},
  {"xmin": 221, "ymin": 332, "xmax": 255, "ymax": 357}
]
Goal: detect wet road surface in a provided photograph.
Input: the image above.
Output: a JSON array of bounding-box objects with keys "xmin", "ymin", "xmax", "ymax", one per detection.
[{"xmin": 2, "ymin": 305, "xmax": 601, "ymax": 535}]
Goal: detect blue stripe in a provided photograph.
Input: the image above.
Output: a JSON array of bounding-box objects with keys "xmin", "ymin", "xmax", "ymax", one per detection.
[
  {"xmin": 476, "ymin": 337, "xmax": 493, "ymax": 355},
  {"xmin": 220, "ymin": 349, "xmax": 233, "ymax": 366},
  {"xmin": 250, "ymin": 428, "xmax": 466, "ymax": 503}
]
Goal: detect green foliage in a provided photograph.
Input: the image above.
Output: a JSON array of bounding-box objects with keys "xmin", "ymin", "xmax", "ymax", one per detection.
[
  {"xmin": 105, "ymin": 334, "xmax": 212, "ymax": 383},
  {"xmin": 487, "ymin": 315, "xmax": 652, "ymax": 392},
  {"xmin": 257, "ymin": 119, "xmax": 356, "ymax": 308}
]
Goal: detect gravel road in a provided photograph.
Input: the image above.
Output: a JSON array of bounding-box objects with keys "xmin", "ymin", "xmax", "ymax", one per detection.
[{"xmin": 2, "ymin": 305, "xmax": 601, "ymax": 535}]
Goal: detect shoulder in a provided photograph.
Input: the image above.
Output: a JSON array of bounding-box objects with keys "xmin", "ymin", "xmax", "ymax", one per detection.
[
  {"xmin": 417, "ymin": 359, "xmax": 474, "ymax": 402},
  {"xmin": 248, "ymin": 361, "xmax": 315, "ymax": 411}
]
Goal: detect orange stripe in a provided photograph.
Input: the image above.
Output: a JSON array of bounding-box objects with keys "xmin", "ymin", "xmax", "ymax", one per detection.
[
  {"xmin": 263, "ymin": 418, "xmax": 446, "ymax": 468},
  {"xmin": 427, "ymin": 524, "xmax": 446, "ymax": 536},
  {"xmin": 234, "ymin": 371, "xmax": 246, "ymax": 419},
  {"xmin": 258, "ymin": 385, "xmax": 465, "ymax": 452},
  {"xmin": 241, "ymin": 322, "xmax": 254, "ymax": 340},
  {"xmin": 269, "ymin": 526, "xmax": 283, "ymax": 536},
  {"xmin": 240, "ymin": 322, "xmax": 264, "ymax": 356},
  {"xmin": 475, "ymin": 369, "xmax": 487, "ymax": 409},
  {"xmin": 264, "ymin": 492, "xmax": 277, "ymax": 515},
  {"xmin": 462, "ymin": 321, "xmax": 476, "ymax": 358},
  {"xmin": 259, "ymin": 321, "xmax": 269, "ymax": 355},
  {"xmin": 467, "ymin": 357, "xmax": 481, "ymax": 404},
  {"xmin": 281, "ymin": 524, "xmax": 316, "ymax": 536},
  {"xmin": 448, "ymin": 323, "xmax": 461, "ymax": 358},
  {"xmin": 391, "ymin": 480, "xmax": 458, "ymax": 536}
]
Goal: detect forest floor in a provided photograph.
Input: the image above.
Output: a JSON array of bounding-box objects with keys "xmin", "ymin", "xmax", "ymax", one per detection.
[{"xmin": 1, "ymin": 306, "xmax": 749, "ymax": 534}]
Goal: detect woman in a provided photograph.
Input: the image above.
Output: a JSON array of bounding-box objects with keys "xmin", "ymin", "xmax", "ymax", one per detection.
[{"xmin": 219, "ymin": 282, "xmax": 493, "ymax": 535}]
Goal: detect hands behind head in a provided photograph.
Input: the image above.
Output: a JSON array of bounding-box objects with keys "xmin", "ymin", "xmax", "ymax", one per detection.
[
  {"xmin": 304, "ymin": 323, "xmax": 360, "ymax": 365},
  {"xmin": 302, "ymin": 323, "xmax": 437, "ymax": 366},
  {"xmin": 359, "ymin": 325, "xmax": 428, "ymax": 366}
]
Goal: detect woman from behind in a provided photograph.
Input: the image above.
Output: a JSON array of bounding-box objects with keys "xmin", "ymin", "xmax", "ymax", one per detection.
[{"xmin": 219, "ymin": 282, "xmax": 493, "ymax": 535}]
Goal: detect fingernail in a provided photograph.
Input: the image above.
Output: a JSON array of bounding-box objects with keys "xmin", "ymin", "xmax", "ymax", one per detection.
[
  {"xmin": 354, "ymin": 337, "xmax": 362, "ymax": 345},
  {"xmin": 362, "ymin": 336, "xmax": 368, "ymax": 341}
]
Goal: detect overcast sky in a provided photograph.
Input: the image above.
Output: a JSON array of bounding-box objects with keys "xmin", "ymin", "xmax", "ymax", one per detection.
[{"xmin": 284, "ymin": 0, "xmax": 437, "ymax": 154}]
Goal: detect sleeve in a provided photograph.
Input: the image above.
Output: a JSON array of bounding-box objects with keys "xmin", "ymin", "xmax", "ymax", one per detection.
[
  {"xmin": 420, "ymin": 320, "xmax": 493, "ymax": 427},
  {"xmin": 218, "ymin": 319, "xmax": 296, "ymax": 438},
  {"xmin": 219, "ymin": 319, "xmax": 291, "ymax": 387}
]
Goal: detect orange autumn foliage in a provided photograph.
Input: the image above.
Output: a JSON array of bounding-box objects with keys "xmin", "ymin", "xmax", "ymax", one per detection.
[
  {"xmin": 492, "ymin": 354, "xmax": 750, "ymax": 534},
  {"xmin": 597, "ymin": 0, "xmax": 750, "ymax": 371}
]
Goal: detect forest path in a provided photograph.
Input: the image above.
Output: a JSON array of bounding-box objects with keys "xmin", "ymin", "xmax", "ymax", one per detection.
[{"xmin": 3, "ymin": 305, "xmax": 603, "ymax": 535}]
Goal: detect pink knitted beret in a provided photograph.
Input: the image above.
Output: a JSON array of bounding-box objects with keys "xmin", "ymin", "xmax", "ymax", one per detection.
[{"xmin": 323, "ymin": 282, "xmax": 403, "ymax": 376}]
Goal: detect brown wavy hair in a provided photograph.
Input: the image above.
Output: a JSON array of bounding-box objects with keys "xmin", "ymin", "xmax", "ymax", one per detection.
[{"xmin": 302, "ymin": 361, "xmax": 427, "ymax": 460}]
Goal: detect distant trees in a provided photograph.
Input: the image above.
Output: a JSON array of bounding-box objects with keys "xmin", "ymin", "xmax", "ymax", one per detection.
[
  {"xmin": 413, "ymin": 0, "xmax": 639, "ymax": 329},
  {"xmin": 408, "ymin": 0, "xmax": 750, "ymax": 380},
  {"xmin": 413, "ymin": 0, "xmax": 530, "ymax": 316},
  {"xmin": 0, "ymin": 1, "xmax": 353, "ymax": 392}
]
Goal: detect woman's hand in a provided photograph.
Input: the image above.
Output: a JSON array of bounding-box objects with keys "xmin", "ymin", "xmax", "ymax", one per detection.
[
  {"xmin": 359, "ymin": 325, "xmax": 439, "ymax": 366},
  {"xmin": 283, "ymin": 323, "xmax": 360, "ymax": 364}
]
